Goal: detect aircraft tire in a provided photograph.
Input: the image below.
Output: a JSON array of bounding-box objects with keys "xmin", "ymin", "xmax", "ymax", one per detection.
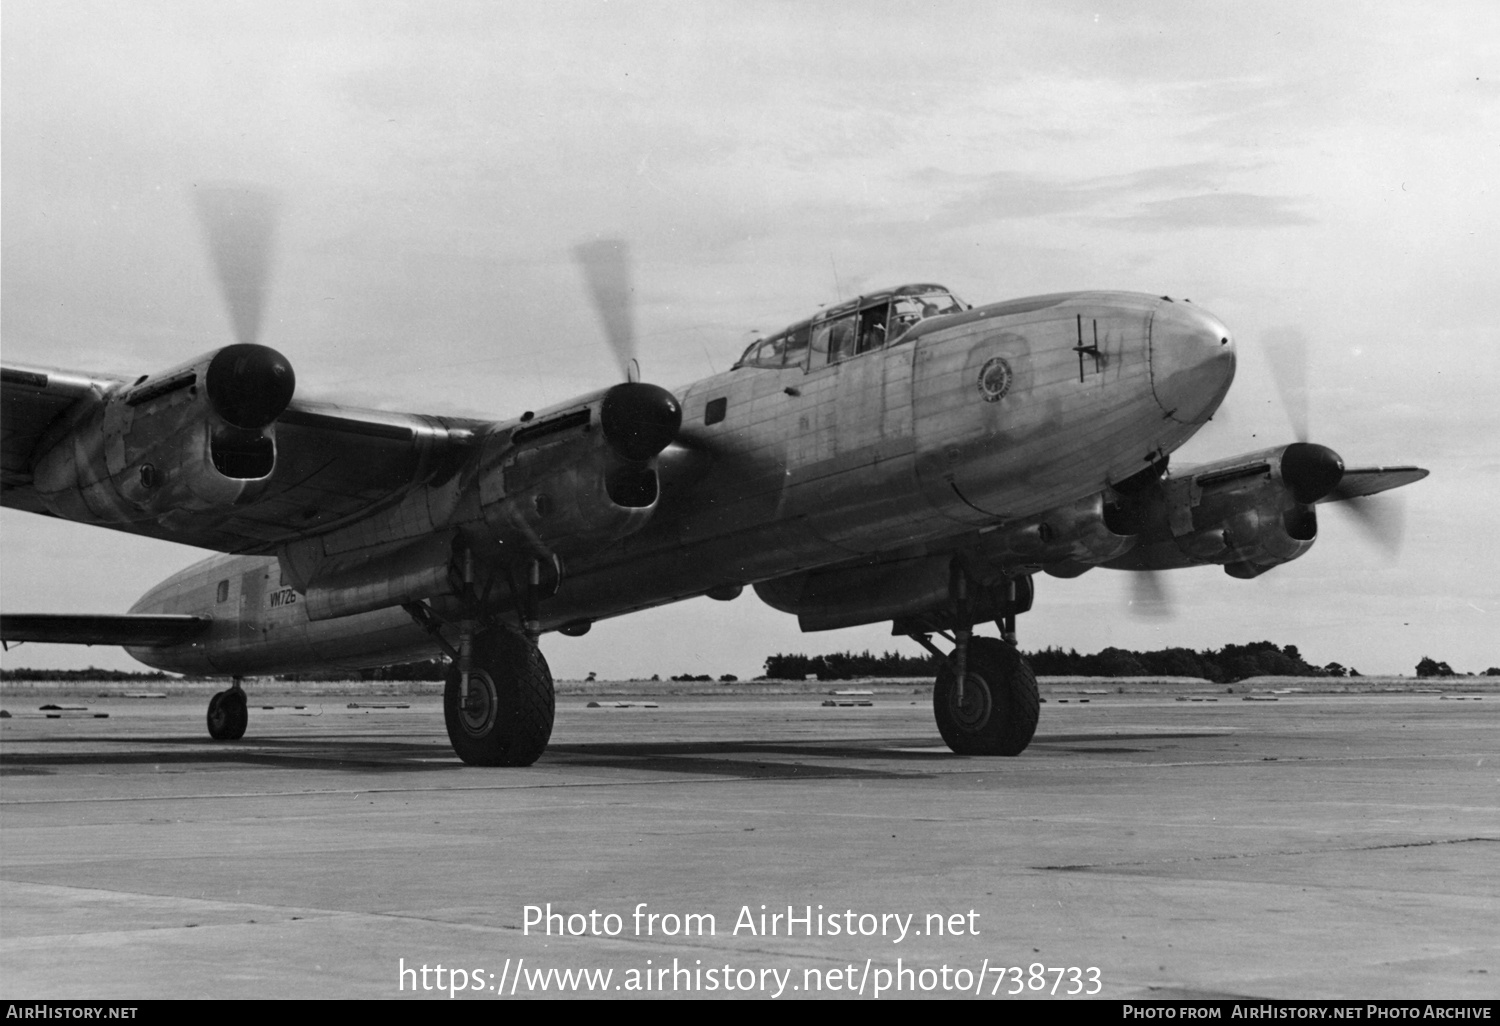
[
  {"xmin": 933, "ymin": 637, "xmax": 1038, "ymax": 756},
  {"xmin": 207, "ymin": 689, "xmax": 248, "ymax": 741},
  {"xmin": 444, "ymin": 630, "xmax": 555, "ymax": 767}
]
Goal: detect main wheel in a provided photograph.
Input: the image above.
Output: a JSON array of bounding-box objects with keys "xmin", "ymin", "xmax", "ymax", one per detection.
[
  {"xmin": 933, "ymin": 637, "xmax": 1039, "ymax": 756},
  {"xmin": 444, "ymin": 630, "xmax": 555, "ymax": 766},
  {"xmin": 207, "ymin": 689, "xmax": 248, "ymax": 741}
]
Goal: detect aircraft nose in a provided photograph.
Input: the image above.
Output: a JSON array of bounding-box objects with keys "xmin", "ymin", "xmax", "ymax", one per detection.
[{"xmin": 1149, "ymin": 301, "xmax": 1236, "ymax": 425}]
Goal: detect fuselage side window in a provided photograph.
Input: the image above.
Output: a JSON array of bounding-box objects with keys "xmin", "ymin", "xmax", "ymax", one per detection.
[{"xmin": 216, "ymin": 579, "xmax": 229, "ymax": 603}]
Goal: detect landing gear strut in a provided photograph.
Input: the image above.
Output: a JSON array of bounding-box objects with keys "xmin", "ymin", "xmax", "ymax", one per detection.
[
  {"xmin": 908, "ymin": 573, "xmax": 1039, "ymax": 756},
  {"xmin": 404, "ymin": 551, "xmax": 557, "ymax": 767},
  {"xmin": 207, "ymin": 677, "xmax": 248, "ymax": 740}
]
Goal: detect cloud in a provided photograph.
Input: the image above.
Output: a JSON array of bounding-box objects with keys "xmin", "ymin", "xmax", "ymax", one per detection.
[
  {"xmin": 1104, "ymin": 192, "xmax": 1315, "ymax": 230},
  {"xmin": 918, "ymin": 161, "xmax": 1310, "ymax": 236}
]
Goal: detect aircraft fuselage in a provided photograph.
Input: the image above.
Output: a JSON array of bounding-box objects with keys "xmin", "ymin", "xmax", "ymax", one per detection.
[{"xmin": 126, "ymin": 290, "xmax": 1234, "ymax": 675}]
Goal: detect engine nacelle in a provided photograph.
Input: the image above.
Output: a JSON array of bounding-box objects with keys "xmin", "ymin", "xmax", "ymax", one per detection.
[
  {"xmin": 30, "ymin": 344, "xmax": 295, "ymax": 525},
  {"xmin": 1102, "ymin": 444, "xmax": 1322, "ymax": 578},
  {"xmin": 478, "ymin": 382, "xmax": 681, "ymax": 558}
]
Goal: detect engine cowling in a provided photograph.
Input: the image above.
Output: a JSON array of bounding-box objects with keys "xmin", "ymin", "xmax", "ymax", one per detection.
[
  {"xmin": 30, "ymin": 344, "xmax": 295, "ymax": 525},
  {"xmin": 478, "ymin": 382, "xmax": 681, "ymax": 557},
  {"xmin": 1101, "ymin": 444, "xmax": 1323, "ymax": 578}
]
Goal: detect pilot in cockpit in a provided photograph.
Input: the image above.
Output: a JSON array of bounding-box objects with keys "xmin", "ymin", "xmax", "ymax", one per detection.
[
  {"xmin": 890, "ymin": 295, "xmax": 961, "ymax": 342},
  {"xmin": 889, "ymin": 299, "xmax": 926, "ymax": 341},
  {"xmin": 857, "ymin": 305, "xmax": 888, "ymax": 354}
]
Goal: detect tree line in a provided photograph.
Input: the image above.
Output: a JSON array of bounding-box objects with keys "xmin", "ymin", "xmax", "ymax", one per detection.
[
  {"xmin": 0, "ymin": 667, "xmax": 177, "ymax": 682},
  {"xmin": 0, "ymin": 660, "xmax": 450, "ymax": 683},
  {"xmin": 763, "ymin": 642, "xmax": 1500, "ymax": 683},
  {"xmin": 1415, "ymin": 657, "xmax": 1500, "ymax": 678}
]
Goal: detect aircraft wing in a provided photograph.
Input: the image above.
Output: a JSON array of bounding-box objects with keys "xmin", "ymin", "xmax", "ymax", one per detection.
[
  {"xmin": 2, "ymin": 360, "xmax": 492, "ymax": 554},
  {"xmin": 0, "ymin": 613, "xmax": 210, "ymax": 647},
  {"xmin": 2, "ymin": 366, "xmax": 129, "ymax": 513},
  {"xmin": 1317, "ymin": 466, "xmax": 1429, "ymax": 503}
]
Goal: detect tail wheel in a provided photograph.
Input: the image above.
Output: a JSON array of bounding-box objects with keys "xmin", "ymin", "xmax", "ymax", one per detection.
[
  {"xmin": 444, "ymin": 629, "xmax": 554, "ymax": 767},
  {"xmin": 207, "ymin": 689, "xmax": 248, "ymax": 741},
  {"xmin": 933, "ymin": 637, "xmax": 1039, "ymax": 756}
]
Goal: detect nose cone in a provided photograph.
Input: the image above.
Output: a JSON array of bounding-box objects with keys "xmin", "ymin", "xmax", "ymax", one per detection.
[{"xmin": 1149, "ymin": 301, "xmax": 1236, "ymax": 425}]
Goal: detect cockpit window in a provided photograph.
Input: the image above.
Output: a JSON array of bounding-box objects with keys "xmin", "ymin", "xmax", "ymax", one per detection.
[
  {"xmin": 738, "ymin": 323, "xmax": 811, "ymax": 369},
  {"xmin": 858, "ymin": 303, "xmax": 890, "ymax": 354},
  {"xmin": 732, "ymin": 285, "xmax": 966, "ymax": 371},
  {"xmin": 782, "ymin": 325, "xmax": 810, "ymax": 366},
  {"xmin": 811, "ymin": 314, "xmax": 858, "ymax": 366},
  {"xmin": 890, "ymin": 292, "xmax": 965, "ymax": 342}
]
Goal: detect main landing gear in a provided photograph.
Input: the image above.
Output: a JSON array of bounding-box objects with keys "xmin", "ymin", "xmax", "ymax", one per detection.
[
  {"xmin": 442, "ymin": 629, "xmax": 554, "ymax": 767},
  {"xmin": 906, "ymin": 573, "xmax": 1040, "ymax": 757},
  {"xmin": 931, "ymin": 638, "xmax": 1038, "ymax": 756},
  {"xmin": 206, "ymin": 678, "xmax": 248, "ymax": 740},
  {"xmin": 405, "ymin": 549, "xmax": 557, "ymax": 767}
]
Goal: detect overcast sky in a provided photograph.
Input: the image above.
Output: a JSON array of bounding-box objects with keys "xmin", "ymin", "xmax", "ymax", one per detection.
[{"xmin": 3, "ymin": 1, "xmax": 1497, "ymax": 679}]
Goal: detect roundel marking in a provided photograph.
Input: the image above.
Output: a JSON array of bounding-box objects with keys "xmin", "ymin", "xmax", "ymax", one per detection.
[{"xmin": 977, "ymin": 356, "xmax": 1013, "ymax": 403}]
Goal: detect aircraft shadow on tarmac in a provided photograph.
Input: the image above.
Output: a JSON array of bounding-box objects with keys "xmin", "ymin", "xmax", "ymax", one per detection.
[{"xmin": 0, "ymin": 731, "xmax": 1226, "ymax": 778}]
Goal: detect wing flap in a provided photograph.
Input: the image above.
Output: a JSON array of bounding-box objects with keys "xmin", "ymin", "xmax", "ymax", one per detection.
[{"xmin": 0, "ymin": 613, "xmax": 210, "ymax": 648}]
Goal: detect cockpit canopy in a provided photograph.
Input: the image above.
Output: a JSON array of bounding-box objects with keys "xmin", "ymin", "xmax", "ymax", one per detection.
[{"xmin": 734, "ymin": 284, "xmax": 968, "ymax": 371}]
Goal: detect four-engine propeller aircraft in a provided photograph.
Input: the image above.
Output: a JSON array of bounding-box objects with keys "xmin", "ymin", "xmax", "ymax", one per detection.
[{"xmin": 0, "ymin": 188, "xmax": 1428, "ymax": 765}]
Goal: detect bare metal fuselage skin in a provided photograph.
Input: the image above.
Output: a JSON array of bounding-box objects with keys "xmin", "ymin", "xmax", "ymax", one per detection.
[{"xmin": 126, "ymin": 291, "xmax": 1234, "ymax": 675}]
